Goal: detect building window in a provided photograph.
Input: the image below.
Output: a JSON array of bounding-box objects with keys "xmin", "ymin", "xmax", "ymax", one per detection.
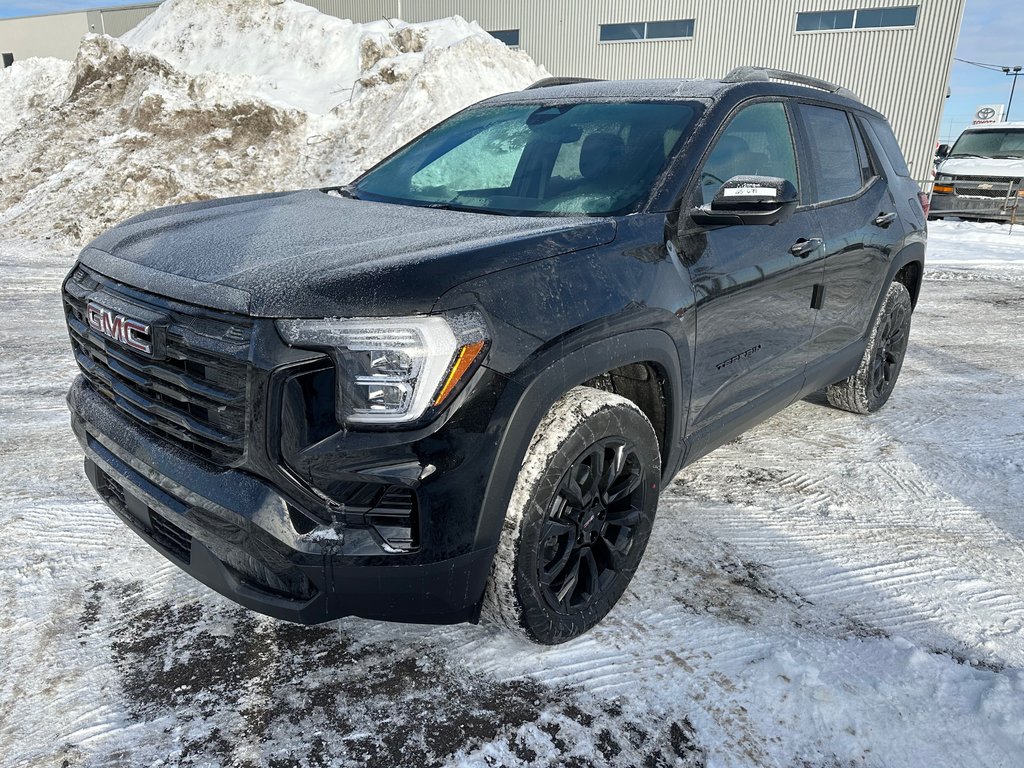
[
  {"xmin": 599, "ymin": 19, "xmax": 695, "ymax": 42},
  {"xmin": 854, "ymin": 6, "xmax": 919, "ymax": 28},
  {"xmin": 488, "ymin": 29, "xmax": 520, "ymax": 48},
  {"xmin": 796, "ymin": 10, "xmax": 855, "ymax": 31},
  {"xmin": 2, "ymin": 53, "xmax": 13, "ymax": 68},
  {"xmin": 796, "ymin": 6, "xmax": 918, "ymax": 32}
]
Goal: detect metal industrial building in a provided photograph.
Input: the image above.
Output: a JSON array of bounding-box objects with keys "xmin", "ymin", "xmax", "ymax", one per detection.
[{"xmin": 1, "ymin": 0, "xmax": 966, "ymax": 179}]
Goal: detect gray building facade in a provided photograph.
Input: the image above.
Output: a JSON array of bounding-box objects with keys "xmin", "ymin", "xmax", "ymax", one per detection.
[{"xmin": 1, "ymin": 0, "xmax": 966, "ymax": 179}]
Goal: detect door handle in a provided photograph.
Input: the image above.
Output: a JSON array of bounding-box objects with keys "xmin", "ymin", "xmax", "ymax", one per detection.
[
  {"xmin": 789, "ymin": 237, "xmax": 823, "ymax": 258},
  {"xmin": 873, "ymin": 211, "xmax": 898, "ymax": 227}
]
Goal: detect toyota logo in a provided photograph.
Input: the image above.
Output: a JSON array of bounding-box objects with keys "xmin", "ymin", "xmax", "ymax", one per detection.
[{"xmin": 976, "ymin": 107, "xmax": 997, "ymax": 120}]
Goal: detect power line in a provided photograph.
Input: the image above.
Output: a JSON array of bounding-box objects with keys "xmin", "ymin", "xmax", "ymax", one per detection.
[{"xmin": 955, "ymin": 57, "xmax": 1015, "ymax": 72}]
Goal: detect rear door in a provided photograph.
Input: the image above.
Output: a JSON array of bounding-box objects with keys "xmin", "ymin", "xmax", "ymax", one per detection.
[
  {"xmin": 682, "ymin": 100, "xmax": 825, "ymax": 435},
  {"xmin": 794, "ymin": 103, "xmax": 900, "ymax": 365}
]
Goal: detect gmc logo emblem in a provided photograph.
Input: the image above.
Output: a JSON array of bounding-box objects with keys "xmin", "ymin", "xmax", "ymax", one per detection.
[{"xmin": 87, "ymin": 302, "xmax": 153, "ymax": 355}]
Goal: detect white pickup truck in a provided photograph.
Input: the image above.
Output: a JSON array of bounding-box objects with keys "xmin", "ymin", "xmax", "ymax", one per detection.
[{"xmin": 931, "ymin": 122, "xmax": 1024, "ymax": 222}]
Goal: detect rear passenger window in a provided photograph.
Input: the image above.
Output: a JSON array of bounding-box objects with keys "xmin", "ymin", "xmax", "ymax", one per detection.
[
  {"xmin": 699, "ymin": 102, "xmax": 799, "ymax": 205},
  {"xmin": 800, "ymin": 105, "xmax": 865, "ymax": 203}
]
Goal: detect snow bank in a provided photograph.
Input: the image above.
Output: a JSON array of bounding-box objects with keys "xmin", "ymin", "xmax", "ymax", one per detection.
[
  {"xmin": 928, "ymin": 219, "xmax": 1024, "ymax": 266},
  {"xmin": 0, "ymin": 0, "xmax": 547, "ymax": 244},
  {"xmin": 0, "ymin": 58, "xmax": 72, "ymax": 140}
]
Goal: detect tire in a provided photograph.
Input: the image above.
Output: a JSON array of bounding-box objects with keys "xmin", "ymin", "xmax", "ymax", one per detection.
[
  {"xmin": 483, "ymin": 386, "xmax": 661, "ymax": 645},
  {"xmin": 826, "ymin": 281, "xmax": 913, "ymax": 414}
]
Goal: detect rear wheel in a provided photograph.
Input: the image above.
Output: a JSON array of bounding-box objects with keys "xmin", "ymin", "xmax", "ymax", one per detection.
[
  {"xmin": 483, "ymin": 387, "xmax": 661, "ymax": 644},
  {"xmin": 827, "ymin": 281, "xmax": 913, "ymax": 414}
]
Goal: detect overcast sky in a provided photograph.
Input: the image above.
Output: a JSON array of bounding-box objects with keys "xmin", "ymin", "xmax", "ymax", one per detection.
[{"xmin": 1, "ymin": 0, "xmax": 1019, "ymax": 139}]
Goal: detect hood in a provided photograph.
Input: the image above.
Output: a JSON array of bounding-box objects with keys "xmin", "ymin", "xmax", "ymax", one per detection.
[
  {"xmin": 80, "ymin": 190, "xmax": 617, "ymax": 317},
  {"xmin": 939, "ymin": 156, "xmax": 1024, "ymax": 179}
]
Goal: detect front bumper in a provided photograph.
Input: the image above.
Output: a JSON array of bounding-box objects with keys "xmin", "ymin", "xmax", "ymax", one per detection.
[
  {"xmin": 69, "ymin": 377, "xmax": 495, "ymax": 625},
  {"xmin": 929, "ymin": 191, "xmax": 1023, "ymax": 221}
]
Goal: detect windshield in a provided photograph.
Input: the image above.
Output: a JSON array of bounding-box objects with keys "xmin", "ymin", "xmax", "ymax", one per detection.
[
  {"xmin": 354, "ymin": 100, "xmax": 700, "ymax": 216},
  {"xmin": 949, "ymin": 128, "xmax": 1024, "ymax": 159}
]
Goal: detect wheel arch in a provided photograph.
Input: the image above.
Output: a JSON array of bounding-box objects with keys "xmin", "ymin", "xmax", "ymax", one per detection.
[
  {"xmin": 890, "ymin": 241, "xmax": 925, "ymax": 310},
  {"xmin": 473, "ymin": 328, "xmax": 686, "ymax": 555}
]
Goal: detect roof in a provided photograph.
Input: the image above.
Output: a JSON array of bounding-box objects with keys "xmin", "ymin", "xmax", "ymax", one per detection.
[
  {"xmin": 499, "ymin": 67, "xmax": 863, "ymax": 106},
  {"xmin": 963, "ymin": 122, "xmax": 1024, "ymax": 131},
  {"xmin": 485, "ymin": 74, "xmax": 880, "ymax": 120},
  {"xmin": 491, "ymin": 78, "xmax": 736, "ymax": 103}
]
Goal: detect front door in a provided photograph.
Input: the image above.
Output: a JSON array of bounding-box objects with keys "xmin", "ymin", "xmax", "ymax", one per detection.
[{"xmin": 681, "ymin": 101, "xmax": 825, "ymax": 436}]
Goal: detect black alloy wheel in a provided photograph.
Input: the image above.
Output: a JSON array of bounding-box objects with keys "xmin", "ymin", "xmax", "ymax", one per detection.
[
  {"xmin": 538, "ymin": 438, "xmax": 645, "ymax": 614},
  {"xmin": 826, "ymin": 281, "xmax": 913, "ymax": 414},
  {"xmin": 869, "ymin": 296, "xmax": 910, "ymax": 402},
  {"xmin": 483, "ymin": 387, "xmax": 661, "ymax": 645}
]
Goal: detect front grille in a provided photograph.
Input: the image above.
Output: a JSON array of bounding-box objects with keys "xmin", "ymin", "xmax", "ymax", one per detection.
[
  {"xmin": 97, "ymin": 469, "xmax": 128, "ymax": 513},
  {"xmin": 949, "ymin": 175, "xmax": 1022, "ymax": 183},
  {"xmin": 952, "ymin": 177, "xmax": 1020, "ymax": 199},
  {"xmin": 64, "ymin": 266, "xmax": 251, "ymax": 466},
  {"xmin": 955, "ymin": 184, "xmax": 1013, "ymax": 198},
  {"xmin": 94, "ymin": 466, "xmax": 193, "ymax": 563},
  {"xmin": 150, "ymin": 512, "xmax": 193, "ymax": 564}
]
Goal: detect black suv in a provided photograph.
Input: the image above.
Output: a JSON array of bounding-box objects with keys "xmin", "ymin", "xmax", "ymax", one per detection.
[{"xmin": 64, "ymin": 68, "xmax": 926, "ymax": 644}]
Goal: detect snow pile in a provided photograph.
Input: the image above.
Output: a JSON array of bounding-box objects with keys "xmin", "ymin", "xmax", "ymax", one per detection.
[
  {"xmin": 0, "ymin": 0, "xmax": 547, "ymax": 244},
  {"xmin": 0, "ymin": 58, "xmax": 72, "ymax": 140},
  {"xmin": 928, "ymin": 218, "xmax": 1024, "ymax": 265}
]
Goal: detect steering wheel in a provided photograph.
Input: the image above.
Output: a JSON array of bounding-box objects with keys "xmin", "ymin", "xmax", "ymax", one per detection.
[{"xmin": 700, "ymin": 171, "xmax": 725, "ymax": 186}]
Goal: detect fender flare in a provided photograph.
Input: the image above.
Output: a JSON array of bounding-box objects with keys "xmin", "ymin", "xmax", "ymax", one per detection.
[
  {"xmin": 472, "ymin": 327, "xmax": 686, "ymax": 553},
  {"xmin": 883, "ymin": 240, "xmax": 926, "ymax": 311}
]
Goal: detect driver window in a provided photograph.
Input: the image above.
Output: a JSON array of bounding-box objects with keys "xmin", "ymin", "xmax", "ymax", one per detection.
[{"xmin": 700, "ymin": 102, "xmax": 798, "ymax": 204}]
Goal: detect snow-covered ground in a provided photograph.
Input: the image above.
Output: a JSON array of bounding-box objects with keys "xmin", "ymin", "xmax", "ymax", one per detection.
[{"xmin": 1, "ymin": 223, "xmax": 1022, "ymax": 767}]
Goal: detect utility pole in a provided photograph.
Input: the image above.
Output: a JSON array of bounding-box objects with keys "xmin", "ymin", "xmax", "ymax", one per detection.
[{"xmin": 1004, "ymin": 66, "xmax": 1023, "ymax": 121}]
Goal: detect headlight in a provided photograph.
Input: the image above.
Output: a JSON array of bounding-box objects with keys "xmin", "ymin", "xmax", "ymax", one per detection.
[{"xmin": 276, "ymin": 312, "xmax": 488, "ymax": 425}]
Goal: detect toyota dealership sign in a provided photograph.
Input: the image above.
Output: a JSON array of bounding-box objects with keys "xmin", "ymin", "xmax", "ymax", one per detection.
[{"xmin": 972, "ymin": 104, "xmax": 1005, "ymax": 125}]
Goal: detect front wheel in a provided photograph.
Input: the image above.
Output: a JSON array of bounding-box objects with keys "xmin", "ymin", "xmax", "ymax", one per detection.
[
  {"xmin": 483, "ymin": 387, "xmax": 661, "ymax": 644},
  {"xmin": 827, "ymin": 281, "xmax": 913, "ymax": 414}
]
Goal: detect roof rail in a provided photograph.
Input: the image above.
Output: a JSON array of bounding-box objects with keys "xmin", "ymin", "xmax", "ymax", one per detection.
[
  {"xmin": 524, "ymin": 77, "xmax": 603, "ymax": 90},
  {"xmin": 722, "ymin": 66, "xmax": 859, "ymax": 101}
]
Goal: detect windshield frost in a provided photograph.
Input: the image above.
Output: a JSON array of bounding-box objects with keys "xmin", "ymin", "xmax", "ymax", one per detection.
[
  {"xmin": 950, "ymin": 129, "xmax": 1024, "ymax": 159},
  {"xmin": 354, "ymin": 101, "xmax": 699, "ymax": 216}
]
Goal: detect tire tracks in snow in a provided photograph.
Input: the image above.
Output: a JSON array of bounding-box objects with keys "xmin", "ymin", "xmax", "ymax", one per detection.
[{"xmin": 3, "ymin": 239, "xmax": 1024, "ymax": 766}]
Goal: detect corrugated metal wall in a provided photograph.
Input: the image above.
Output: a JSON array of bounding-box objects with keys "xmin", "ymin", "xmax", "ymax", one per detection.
[
  {"xmin": 299, "ymin": 0, "xmax": 397, "ymax": 22},
  {"xmin": 98, "ymin": 6, "xmax": 161, "ymax": 36},
  {"xmin": 7, "ymin": 0, "xmax": 964, "ymax": 177},
  {"xmin": 397, "ymin": 0, "xmax": 966, "ymax": 179}
]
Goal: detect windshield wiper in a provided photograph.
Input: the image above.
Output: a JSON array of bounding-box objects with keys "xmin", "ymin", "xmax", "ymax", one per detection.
[
  {"xmin": 419, "ymin": 201, "xmax": 515, "ymax": 216},
  {"xmin": 949, "ymin": 153, "xmax": 989, "ymax": 159},
  {"xmin": 322, "ymin": 185, "xmax": 359, "ymax": 199},
  {"xmin": 990, "ymin": 154, "xmax": 1024, "ymax": 159}
]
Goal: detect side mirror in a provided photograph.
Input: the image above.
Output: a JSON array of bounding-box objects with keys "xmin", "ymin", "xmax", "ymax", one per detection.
[
  {"xmin": 936, "ymin": 144, "xmax": 950, "ymax": 160},
  {"xmin": 690, "ymin": 176, "xmax": 799, "ymax": 227}
]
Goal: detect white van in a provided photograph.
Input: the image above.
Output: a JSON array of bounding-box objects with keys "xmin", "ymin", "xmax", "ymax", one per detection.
[{"xmin": 930, "ymin": 122, "xmax": 1024, "ymax": 221}]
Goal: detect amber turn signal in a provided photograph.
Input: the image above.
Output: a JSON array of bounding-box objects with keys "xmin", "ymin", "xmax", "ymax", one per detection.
[
  {"xmin": 433, "ymin": 340, "xmax": 487, "ymax": 407},
  {"xmin": 932, "ymin": 184, "xmax": 954, "ymax": 194}
]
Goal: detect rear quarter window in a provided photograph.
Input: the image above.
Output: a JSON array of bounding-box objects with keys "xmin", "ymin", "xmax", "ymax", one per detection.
[{"xmin": 863, "ymin": 116, "xmax": 912, "ymax": 178}]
